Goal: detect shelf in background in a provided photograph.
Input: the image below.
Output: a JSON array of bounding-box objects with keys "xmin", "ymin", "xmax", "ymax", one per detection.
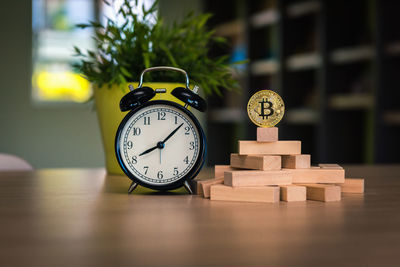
[
  {"xmin": 383, "ymin": 110, "xmax": 400, "ymax": 125},
  {"xmin": 330, "ymin": 45, "xmax": 374, "ymax": 64},
  {"xmin": 286, "ymin": 0, "xmax": 321, "ymax": 18},
  {"xmin": 205, "ymin": 0, "xmax": 400, "ymax": 164},
  {"xmin": 215, "ymin": 20, "xmax": 244, "ymax": 37},
  {"xmin": 329, "ymin": 93, "xmax": 374, "ymax": 110},
  {"xmin": 386, "ymin": 41, "xmax": 400, "ymax": 56},
  {"xmin": 286, "ymin": 52, "xmax": 321, "ymax": 71},
  {"xmin": 209, "ymin": 108, "xmax": 247, "ymax": 123},
  {"xmin": 286, "ymin": 108, "xmax": 319, "ymax": 124},
  {"xmin": 250, "ymin": 9, "xmax": 279, "ymax": 28},
  {"xmin": 250, "ymin": 59, "xmax": 279, "ymax": 75}
]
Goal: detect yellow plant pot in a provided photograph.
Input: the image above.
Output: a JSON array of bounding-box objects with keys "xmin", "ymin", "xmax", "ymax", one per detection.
[{"xmin": 94, "ymin": 82, "xmax": 187, "ymax": 175}]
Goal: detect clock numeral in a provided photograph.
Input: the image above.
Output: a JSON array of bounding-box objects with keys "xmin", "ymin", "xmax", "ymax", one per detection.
[
  {"xmin": 133, "ymin": 127, "xmax": 141, "ymax": 136},
  {"xmin": 143, "ymin": 166, "xmax": 149, "ymax": 175},
  {"xmin": 183, "ymin": 156, "xmax": 189, "ymax": 164},
  {"xmin": 127, "ymin": 141, "xmax": 133, "ymax": 149},
  {"xmin": 173, "ymin": 167, "xmax": 179, "ymax": 176},
  {"xmin": 189, "ymin": 141, "xmax": 195, "ymax": 150},
  {"xmin": 158, "ymin": 111, "xmax": 166, "ymax": 120},
  {"xmin": 184, "ymin": 126, "xmax": 190, "ymax": 135},
  {"xmin": 157, "ymin": 171, "xmax": 163, "ymax": 179},
  {"xmin": 132, "ymin": 156, "xmax": 137, "ymax": 164},
  {"xmin": 174, "ymin": 116, "xmax": 178, "ymax": 124},
  {"xmin": 144, "ymin": 117, "xmax": 150, "ymax": 125}
]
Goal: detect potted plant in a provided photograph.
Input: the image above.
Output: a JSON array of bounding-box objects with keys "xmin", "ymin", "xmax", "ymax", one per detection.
[{"xmin": 74, "ymin": 0, "xmax": 240, "ymax": 174}]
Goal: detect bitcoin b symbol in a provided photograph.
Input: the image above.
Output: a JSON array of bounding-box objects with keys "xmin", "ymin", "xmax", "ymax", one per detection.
[
  {"xmin": 247, "ymin": 90, "xmax": 285, "ymax": 127},
  {"xmin": 259, "ymin": 98, "xmax": 274, "ymax": 120}
]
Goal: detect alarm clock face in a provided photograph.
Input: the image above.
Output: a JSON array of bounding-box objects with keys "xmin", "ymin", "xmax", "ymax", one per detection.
[{"xmin": 116, "ymin": 101, "xmax": 204, "ymax": 188}]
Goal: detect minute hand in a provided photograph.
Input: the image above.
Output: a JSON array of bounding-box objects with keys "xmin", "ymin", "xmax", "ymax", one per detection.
[{"xmin": 162, "ymin": 123, "xmax": 184, "ymax": 143}]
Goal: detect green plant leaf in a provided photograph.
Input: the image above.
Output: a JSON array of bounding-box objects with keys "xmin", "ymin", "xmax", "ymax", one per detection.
[
  {"xmin": 76, "ymin": 23, "xmax": 90, "ymax": 29},
  {"xmin": 73, "ymin": 46, "xmax": 82, "ymax": 55},
  {"xmin": 159, "ymin": 43, "xmax": 178, "ymax": 67},
  {"xmin": 120, "ymin": 67, "xmax": 133, "ymax": 78},
  {"xmin": 73, "ymin": 0, "xmax": 242, "ymax": 96}
]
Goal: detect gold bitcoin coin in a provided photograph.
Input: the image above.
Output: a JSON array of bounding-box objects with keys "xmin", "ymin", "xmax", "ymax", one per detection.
[{"xmin": 247, "ymin": 90, "xmax": 285, "ymax": 127}]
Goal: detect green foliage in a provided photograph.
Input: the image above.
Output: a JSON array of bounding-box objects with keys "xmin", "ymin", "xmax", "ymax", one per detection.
[{"xmin": 73, "ymin": 0, "xmax": 242, "ymax": 96}]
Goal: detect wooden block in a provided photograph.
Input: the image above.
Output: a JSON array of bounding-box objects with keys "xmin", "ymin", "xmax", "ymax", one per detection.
[
  {"xmin": 280, "ymin": 185, "xmax": 306, "ymax": 202},
  {"xmin": 282, "ymin": 154, "xmax": 311, "ymax": 169},
  {"xmin": 189, "ymin": 178, "xmax": 209, "ymax": 195},
  {"xmin": 300, "ymin": 184, "xmax": 341, "ymax": 202},
  {"xmin": 286, "ymin": 168, "xmax": 345, "ymax": 184},
  {"xmin": 257, "ymin": 127, "xmax": 278, "ymax": 142},
  {"xmin": 224, "ymin": 170, "xmax": 292, "ymax": 187},
  {"xmin": 210, "ymin": 184, "xmax": 279, "ymax": 203},
  {"xmin": 318, "ymin": 163, "xmax": 343, "ymax": 169},
  {"xmin": 230, "ymin": 154, "xmax": 281, "ymax": 171},
  {"xmin": 214, "ymin": 165, "xmax": 237, "ymax": 178},
  {"xmin": 199, "ymin": 177, "xmax": 224, "ymax": 198},
  {"xmin": 238, "ymin": 141, "xmax": 301, "ymax": 155},
  {"xmin": 336, "ymin": 178, "xmax": 364, "ymax": 193}
]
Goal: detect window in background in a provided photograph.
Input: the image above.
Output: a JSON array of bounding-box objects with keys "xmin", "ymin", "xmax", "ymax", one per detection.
[
  {"xmin": 32, "ymin": 0, "xmax": 95, "ymax": 104},
  {"xmin": 32, "ymin": 0, "xmax": 156, "ymax": 104}
]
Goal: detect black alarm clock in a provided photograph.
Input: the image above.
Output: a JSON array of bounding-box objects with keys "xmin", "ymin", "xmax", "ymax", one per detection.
[{"xmin": 115, "ymin": 66, "xmax": 207, "ymax": 194}]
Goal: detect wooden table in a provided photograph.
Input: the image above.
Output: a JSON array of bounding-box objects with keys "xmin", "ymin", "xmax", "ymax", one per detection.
[{"xmin": 1, "ymin": 166, "xmax": 400, "ymax": 266}]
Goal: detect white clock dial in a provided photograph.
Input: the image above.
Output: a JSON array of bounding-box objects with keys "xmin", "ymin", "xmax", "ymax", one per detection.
[{"xmin": 118, "ymin": 104, "xmax": 201, "ymax": 185}]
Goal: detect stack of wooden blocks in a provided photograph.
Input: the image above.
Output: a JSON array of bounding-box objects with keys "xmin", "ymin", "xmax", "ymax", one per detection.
[{"xmin": 196, "ymin": 127, "xmax": 364, "ymax": 203}]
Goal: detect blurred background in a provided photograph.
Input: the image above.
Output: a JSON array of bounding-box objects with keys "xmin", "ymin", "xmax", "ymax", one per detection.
[{"xmin": 0, "ymin": 0, "xmax": 399, "ymax": 169}]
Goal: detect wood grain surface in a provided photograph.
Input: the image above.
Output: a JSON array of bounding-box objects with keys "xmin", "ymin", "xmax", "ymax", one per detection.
[{"xmin": 0, "ymin": 166, "xmax": 400, "ymax": 266}]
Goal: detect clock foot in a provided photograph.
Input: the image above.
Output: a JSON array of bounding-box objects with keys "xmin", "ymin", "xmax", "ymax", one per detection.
[
  {"xmin": 128, "ymin": 182, "xmax": 138, "ymax": 194},
  {"xmin": 183, "ymin": 180, "xmax": 193, "ymax": 195}
]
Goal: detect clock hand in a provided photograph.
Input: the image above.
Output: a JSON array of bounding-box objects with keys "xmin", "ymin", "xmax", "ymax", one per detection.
[
  {"xmin": 139, "ymin": 141, "xmax": 165, "ymax": 157},
  {"xmin": 139, "ymin": 123, "xmax": 183, "ymax": 157},
  {"xmin": 162, "ymin": 123, "xmax": 184, "ymax": 143},
  {"xmin": 139, "ymin": 145, "xmax": 158, "ymax": 157}
]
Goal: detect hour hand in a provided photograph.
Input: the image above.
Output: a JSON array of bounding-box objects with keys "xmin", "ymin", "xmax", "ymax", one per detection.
[{"xmin": 139, "ymin": 145, "xmax": 158, "ymax": 156}]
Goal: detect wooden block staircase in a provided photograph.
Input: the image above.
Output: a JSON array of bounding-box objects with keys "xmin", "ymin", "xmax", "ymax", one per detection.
[{"xmin": 196, "ymin": 127, "xmax": 364, "ymax": 203}]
